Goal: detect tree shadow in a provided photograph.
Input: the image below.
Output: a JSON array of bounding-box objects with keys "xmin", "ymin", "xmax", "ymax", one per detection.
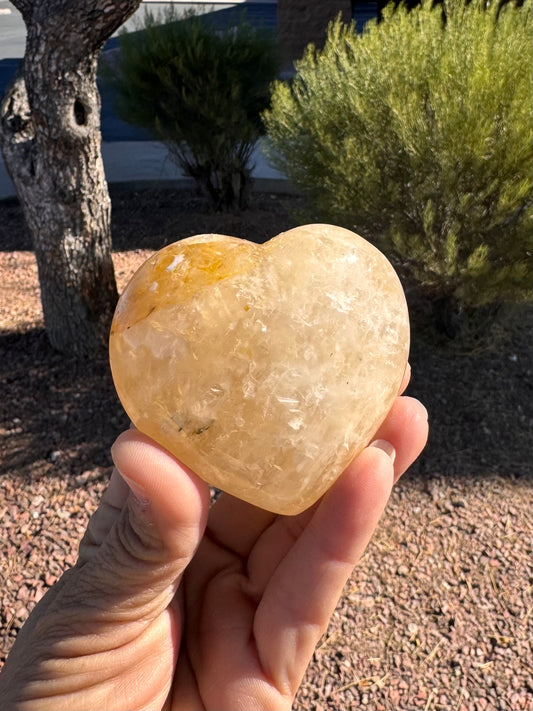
[
  {"xmin": 1, "ymin": 310, "xmax": 532, "ymax": 487},
  {"xmin": 404, "ymin": 298, "xmax": 533, "ymax": 482},
  {"xmin": 0, "ymin": 328, "xmax": 128, "ymax": 480},
  {"xmin": 0, "ymin": 197, "xmax": 32, "ymax": 251},
  {"xmin": 0, "ymin": 186, "xmax": 305, "ymax": 253}
]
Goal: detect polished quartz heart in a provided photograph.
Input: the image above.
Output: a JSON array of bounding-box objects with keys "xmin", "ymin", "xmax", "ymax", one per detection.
[{"xmin": 109, "ymin": 224, "xmax": 409, "ymax": 514}]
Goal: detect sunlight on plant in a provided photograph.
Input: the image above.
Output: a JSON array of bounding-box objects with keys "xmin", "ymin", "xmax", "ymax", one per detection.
[{"xmin": 264, "ymin": 0, "xmax": 533, "ymax": 309}]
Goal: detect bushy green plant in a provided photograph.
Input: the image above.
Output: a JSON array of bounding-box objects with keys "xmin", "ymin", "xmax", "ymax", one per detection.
[
  {"xmin": 264, "ymin": 0, "xmax": 533, "ymax": 311},
  {"xmin": 102, "ymin": 8, "xmax": 280, "ymax": 210}
]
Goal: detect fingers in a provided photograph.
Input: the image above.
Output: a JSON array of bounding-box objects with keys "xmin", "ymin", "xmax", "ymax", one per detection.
[
  {"xmin": 254, "ymin": 443, "xmax": 397, "ymax": 694},
  {"xmin": 69, "ymin": 430, "xmax": 212, "ymax": 636},
  {"xmin": 205, "ymin": 391, "xmax": 427, "ymax": 563},
  {"xmin": 249, "ymin": 396, "xmax": 428, "ymax": 693},
  {"xmin": 78, "ymin": 428, "xmax": 212, "ymax": 569},
  {"xmin": 77, "ymin": 468, "xmax": 130, "ymax": 563},
  {"xmin": 49, "ymin": 432, "xmax": 211, "ymax": 650},
  {"xmin": 242, "ymin": 394, "xmax": 426, "ymax": 593},
  {"xmin": 372, "ymin": 395, "xmax": 428, "ymax": 483},
  {"xmin": 109, "ymin": 429, "xmax": 211, "ymax": 560}
]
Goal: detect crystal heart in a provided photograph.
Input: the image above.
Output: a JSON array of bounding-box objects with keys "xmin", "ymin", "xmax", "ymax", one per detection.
[{"xmin": 109, "ymin": 224, "xmax": 409, "ymax": 514}]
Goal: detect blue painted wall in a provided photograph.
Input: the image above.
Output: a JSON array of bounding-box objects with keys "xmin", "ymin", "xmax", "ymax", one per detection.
[{"xmin": 0, "ymin": 2, "xmax": 377, "ymax": 143}]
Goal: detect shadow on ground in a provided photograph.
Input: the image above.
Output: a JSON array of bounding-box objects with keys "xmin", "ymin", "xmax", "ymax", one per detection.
[
  {"xmin": 1, "ymin": 301, "xmax": 532, "ymax": 484},
  {"xmin": 0, "ymin": 328, "xmax": 128, "ymax": 480},
  {"xmin": 1, "ymin": 187, "xmax": 532, "ymax": 484},
  {"xmin": 405, "ymin": 295, "xmax": 533, "ymax": 481},
  {"xmin": 0, "ymin": 185, "xmax": 306, "ymax": 253}
]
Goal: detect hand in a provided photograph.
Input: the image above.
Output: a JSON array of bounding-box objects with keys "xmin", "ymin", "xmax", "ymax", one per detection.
[{"xmin": 0, "ymin": 380, "xmax": 427, "ymax": 710}]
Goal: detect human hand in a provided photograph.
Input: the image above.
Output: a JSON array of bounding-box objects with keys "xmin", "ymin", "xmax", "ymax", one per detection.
[{"xmin": 0, "ymin": 376, "xmax": 427, "ymax": 710}]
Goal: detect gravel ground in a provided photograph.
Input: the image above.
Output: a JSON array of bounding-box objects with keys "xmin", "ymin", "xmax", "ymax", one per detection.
[{"xmin": 1, "ymin": 187, "xmax": 532, "ymax": 710}]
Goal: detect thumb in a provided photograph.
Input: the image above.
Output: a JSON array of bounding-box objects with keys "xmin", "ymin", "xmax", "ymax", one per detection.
[
  {"xmin": 110, "ymin": 429, "xmax": 211, "ymax": 560},
  {"xmin": 72, "ymin": 429, "xmax": 211, "ymax": 621}
]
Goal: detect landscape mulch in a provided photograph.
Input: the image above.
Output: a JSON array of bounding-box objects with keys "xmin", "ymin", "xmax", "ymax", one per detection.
[{"xmin": 1, "ymin": 186, "xmax": 532, "ymax": 710}]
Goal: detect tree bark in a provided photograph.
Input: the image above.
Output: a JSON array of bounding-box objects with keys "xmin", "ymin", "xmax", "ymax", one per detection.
[{"xmin": 0, "ymin": 0, "xmax": 141, "ymax": 355}]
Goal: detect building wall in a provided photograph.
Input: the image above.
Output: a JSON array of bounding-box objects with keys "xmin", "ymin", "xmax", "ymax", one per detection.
[{"xmin": 277, "ymin": 0, "xmax": 352, "ymax": 66}]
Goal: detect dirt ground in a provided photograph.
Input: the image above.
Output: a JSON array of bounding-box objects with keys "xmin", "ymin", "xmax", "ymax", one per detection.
[{"xmin": 1, "ymin": 185, "xmax": 532, "ymax": 710}]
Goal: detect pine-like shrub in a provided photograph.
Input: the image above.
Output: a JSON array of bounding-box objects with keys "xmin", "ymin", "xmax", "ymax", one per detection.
[
  {"xmin": 264, "ymin": 0, "xmax": 533, "ymax": 311},
  {"xmin": 102, "ymin": 8, "xmax": 280, "ymax": 210}
]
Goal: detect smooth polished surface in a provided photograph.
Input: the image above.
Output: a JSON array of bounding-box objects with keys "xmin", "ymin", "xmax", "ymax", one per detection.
[{"xmin": 109, "ymin": 224, "xmax": 410, "ymax": 514}]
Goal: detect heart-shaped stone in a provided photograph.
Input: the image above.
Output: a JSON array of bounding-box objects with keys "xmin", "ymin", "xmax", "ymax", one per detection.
[{"xmin": 109, "ymin": 224, "xmax": 409, "ymax": 514}]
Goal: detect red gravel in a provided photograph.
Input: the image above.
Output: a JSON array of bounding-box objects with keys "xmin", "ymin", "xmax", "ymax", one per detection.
[{"xmin": 1, "ymin": 188, "xmax": 532, "ymax": 710}]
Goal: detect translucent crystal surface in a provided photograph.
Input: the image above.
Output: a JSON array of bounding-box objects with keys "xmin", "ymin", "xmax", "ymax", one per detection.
[{"xmin": 109, "ymin": 224, "xmax": 409, "ymax": 514}]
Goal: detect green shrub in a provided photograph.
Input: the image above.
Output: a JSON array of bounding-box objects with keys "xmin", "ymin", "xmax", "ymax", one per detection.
[
  {"xmin": 102, "ymin": 8, "xmax": 280, "ymax": 210},
  {"xmin": 264, "ymin": 0, "xmax": 533, "ymax": 310}
]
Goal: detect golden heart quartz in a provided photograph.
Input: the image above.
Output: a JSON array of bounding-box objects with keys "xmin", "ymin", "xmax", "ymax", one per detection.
[{"xmin": 109, "ymin": 224, "xmax": 409, "ymax": 514}]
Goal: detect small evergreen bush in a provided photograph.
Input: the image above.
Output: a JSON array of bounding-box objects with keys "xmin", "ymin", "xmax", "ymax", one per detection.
[
  {"xmin": 102, "ymin": 8, "xmax": 280, "ymax": 210},
  {"xmin": 264, "ymin": 0, "xmax": 533, "ymax": 312}
]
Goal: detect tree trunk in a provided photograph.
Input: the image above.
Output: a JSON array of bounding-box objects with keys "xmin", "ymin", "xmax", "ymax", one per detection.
[{"xmin": 0, "ymin": 0, "xmax": 141, "ymax": 356}]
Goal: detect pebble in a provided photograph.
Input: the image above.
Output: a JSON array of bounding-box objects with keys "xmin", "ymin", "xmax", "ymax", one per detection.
[
  {"xmin": 294, "ymin": 471, "xmax": 533, "ymax": 709},
  {"xmin": 1, "ymin": 448, "xmax": 531, "ymax": 711}
]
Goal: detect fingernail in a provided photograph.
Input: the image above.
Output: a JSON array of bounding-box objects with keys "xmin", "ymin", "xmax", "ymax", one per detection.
[
  {"xmin": 369, "ymin": 439, "xmax": 396, "ymax": 463},
  {"xmin": 117, "ymin": 469, "xmax": 150, "ymax": 505},
  {"xmin": 418, "ymin": 401, "xmax": 429, "ymax": 421}
]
